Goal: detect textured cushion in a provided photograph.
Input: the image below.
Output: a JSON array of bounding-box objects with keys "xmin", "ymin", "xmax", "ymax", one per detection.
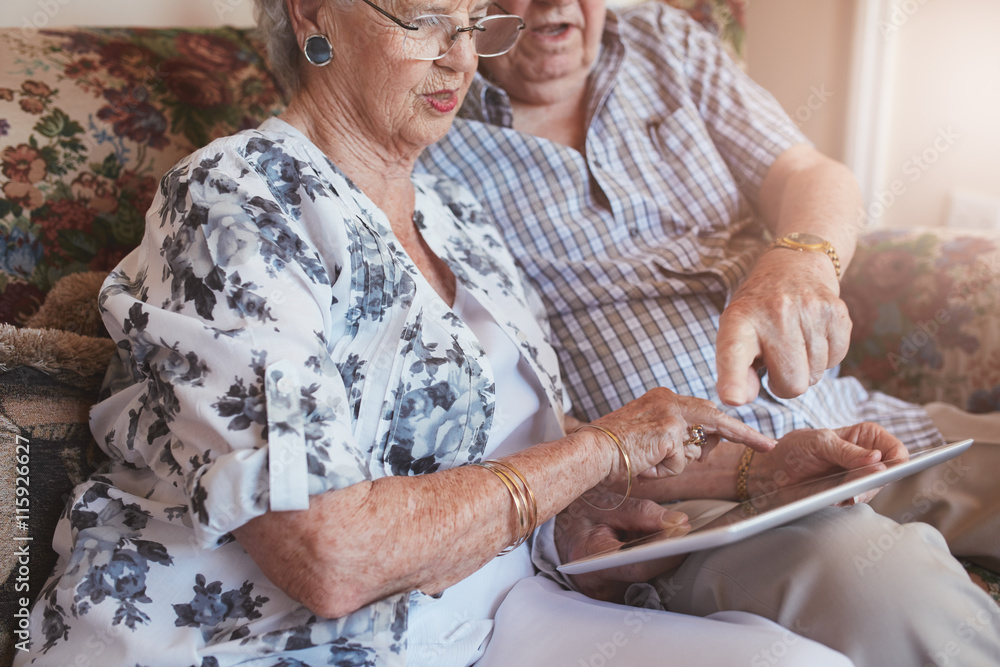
[
  {"xmin": 0, "ymin": 27, "xmax": 286, "ymax": 325},
  {"xmin": 841, "ymin": 228, "xmax": 1000, "ymax": 413},
  {"xmin": 0, "ymin": 325, "xmax": 114, "ymax": 665}
]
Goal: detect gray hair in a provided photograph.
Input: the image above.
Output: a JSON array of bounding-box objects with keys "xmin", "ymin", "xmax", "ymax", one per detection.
[{"xmin": 253, "ymin": 0, "xmax": 353, "ymax": 95}]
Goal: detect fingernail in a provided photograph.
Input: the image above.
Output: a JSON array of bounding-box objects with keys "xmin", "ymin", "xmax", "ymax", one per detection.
[
  {"xmin": 718, "ymin": 385, "xmax": 739, "ymax": 404},
  {"xmin": 661, "ymin": 510, "xmax": 689, "ymax": 527}
]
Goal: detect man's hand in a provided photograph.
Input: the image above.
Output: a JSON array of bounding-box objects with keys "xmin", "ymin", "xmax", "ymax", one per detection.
[
  {"xmin": 749, "ymin": 422, "xmax": 909, "ymax": 504},
  {"xmin": 715, "ymin": 246, "xmax": 852, "ymax": 405},
  {"xmin": 717, "ymin": 144, "xmax": 863, "ymax": 406},
  {"xmin": 554, "ymin": 494, "xmax": 690, "ymax": 603}
]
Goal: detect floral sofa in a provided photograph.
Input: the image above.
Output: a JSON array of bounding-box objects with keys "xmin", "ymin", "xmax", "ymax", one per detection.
[{"xmin": 0, "ymin": 2, "xmax": 997, "ymax": 663}]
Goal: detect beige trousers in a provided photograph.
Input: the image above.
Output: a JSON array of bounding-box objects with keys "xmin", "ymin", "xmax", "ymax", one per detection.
[
  {"xmin": 870, "ymin": 402, "xmax": 1000, "ymax": 570},
  {"xmin": 651, "ymin": 404, "xmax": 1000, "ymax": 667},
  {"xmin": 656, "ymin": 504, "xmax": 1000, "ymax": 667}
]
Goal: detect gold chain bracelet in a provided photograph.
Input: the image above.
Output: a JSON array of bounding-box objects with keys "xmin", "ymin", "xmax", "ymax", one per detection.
[{"xmin": 736, "ymin": 447, "xmax": 755, "ymax": 503}]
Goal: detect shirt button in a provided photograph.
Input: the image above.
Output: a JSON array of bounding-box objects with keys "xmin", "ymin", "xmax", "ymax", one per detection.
[{"xmin": 276, "ymin": 377, "xmax": 294, "ymax": 395}]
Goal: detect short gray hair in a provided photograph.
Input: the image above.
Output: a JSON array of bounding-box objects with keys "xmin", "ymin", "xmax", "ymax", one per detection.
[
  {"xmin": 254, "ymin": 0, "xmax": 302, "ymax": 94},
  {"xmin": 253, "ymin": 0, "xmax": 354, "ymax": 95}
]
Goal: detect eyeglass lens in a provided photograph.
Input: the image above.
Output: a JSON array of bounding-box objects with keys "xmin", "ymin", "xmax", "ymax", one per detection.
[{"xmin": 405, "ymin": 14, "xmax": 523, "ymax": 60}]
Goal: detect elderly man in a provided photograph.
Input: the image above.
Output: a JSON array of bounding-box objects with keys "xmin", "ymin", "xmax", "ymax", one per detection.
[{"xmin": 419, "ymin": 0, "xmax": 1000, "ymax": 663}]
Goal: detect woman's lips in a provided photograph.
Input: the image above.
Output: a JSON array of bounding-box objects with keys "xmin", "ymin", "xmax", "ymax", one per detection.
[{"xmin": 425, "ymin": 90, "xmax": 458, "ymax": 113}]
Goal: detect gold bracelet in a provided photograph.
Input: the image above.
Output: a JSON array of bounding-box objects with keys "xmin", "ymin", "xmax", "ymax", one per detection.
[
  {"xmin": 485, "ymin": 460, "xmax": 538, "ymax": 542},
  {"xmin": 575, "ymin": 424, "xmax": 633, "ymax": 511},
  {"xmin": 735, "ymin": 447, "xmax": 755, "ymax": 503},
  {"xmin": 476, "ymin": 460, "xmax": 537, "ymax": 555}
]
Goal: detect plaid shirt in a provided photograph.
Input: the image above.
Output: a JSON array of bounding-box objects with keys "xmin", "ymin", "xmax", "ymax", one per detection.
[{"xmin": 420, "ymin": 2, "xmax": 943, "ymax": 451}]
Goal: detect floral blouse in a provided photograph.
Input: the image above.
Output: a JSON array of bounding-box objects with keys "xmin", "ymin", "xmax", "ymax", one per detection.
[{"xmin": 18, "ymin": 118, "xmax": 564, "ymax": 667}]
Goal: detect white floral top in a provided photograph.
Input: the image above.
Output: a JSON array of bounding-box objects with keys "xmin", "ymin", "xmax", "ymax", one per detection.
[{"xmin": 18, "ymin": 118, "xmax": 564, "ymax": 667}]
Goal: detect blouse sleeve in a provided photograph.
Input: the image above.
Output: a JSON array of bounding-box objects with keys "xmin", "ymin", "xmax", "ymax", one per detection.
[{"xmin": 94, "ymin": 136, "xmax": 365, "ymax": 549}]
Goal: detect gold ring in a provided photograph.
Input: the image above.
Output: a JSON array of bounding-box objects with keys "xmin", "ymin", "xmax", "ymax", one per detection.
[{"xmin": 683, "ymin": 424, "xmax": 707, "ymax": 448}]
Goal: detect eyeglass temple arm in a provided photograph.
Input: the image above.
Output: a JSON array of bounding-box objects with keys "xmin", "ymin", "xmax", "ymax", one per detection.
[
  {"xmin": 490, "ymin": 3, "xmax": 525, "ymax": 33},
  {"xmin": 492, "ymin": 2, "xmax": 516, "ymax": 15},
  {"xmin": 359, "ymin": 0, "xmax": 419, "ymax": 30}
]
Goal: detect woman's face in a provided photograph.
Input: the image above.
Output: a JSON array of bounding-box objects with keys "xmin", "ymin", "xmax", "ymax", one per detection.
[
  {"xmin": 313, "ymin": 0, "xmax": 489, "ymax": 154},
  {"xmin": 477, "ymin": 0, "xmax": 606, "ymax": 104}
]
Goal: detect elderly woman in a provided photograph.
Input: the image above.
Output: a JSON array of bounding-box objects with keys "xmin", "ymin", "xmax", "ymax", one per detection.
[{"xmin": 14, "ymin": 1, "xmax": 905, "ymax": 666}]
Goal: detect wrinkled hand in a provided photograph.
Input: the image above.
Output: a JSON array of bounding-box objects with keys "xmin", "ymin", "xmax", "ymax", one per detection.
[
  {"xmin": 716, "ymin": 250, "xmax": 852, "ymax": 406},
  {"xmin": 750, "ymin": 422, "xmax": 909, "ymax": 504},
  {"xmin": 587, "ymin": 387, "xmax": 776, "ymax": 482},
  {"xmin": 554, "ymin": 493, "xmax": 690, "ymax": 602}
]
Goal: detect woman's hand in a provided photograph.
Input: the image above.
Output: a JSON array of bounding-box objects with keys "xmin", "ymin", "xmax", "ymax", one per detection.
[
  {"xmin": 554, "ymin": 493, "xmax": 690, "ymax": 603},
  {"xmin": 748, "ymin": 422, "xmax": 909, "ymax": 503},
  {"xmin": 585, "ymin": 387, "xmax": 777, "ymax": 482}
]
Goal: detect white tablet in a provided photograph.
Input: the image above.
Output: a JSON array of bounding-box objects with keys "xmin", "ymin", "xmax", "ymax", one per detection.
[{"xmin": 558, "ymin": 438, "xmax": 974, "ymax": 575}]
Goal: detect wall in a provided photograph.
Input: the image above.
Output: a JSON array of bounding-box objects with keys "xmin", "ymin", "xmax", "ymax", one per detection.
[
  {"xmin": 878, "ymin": 0, "xmax": 1000, "ymax": 229},
  {"xmin": 746, "ymin": 0, "xmax": 1000, "ymax": 229},
  {"xmin": 745, "ymin": 0, "xmax": 855, "ymax": 163},
  {"xmin": 2, "ymin": 0, "xmax": 255, "ymax": 29}
]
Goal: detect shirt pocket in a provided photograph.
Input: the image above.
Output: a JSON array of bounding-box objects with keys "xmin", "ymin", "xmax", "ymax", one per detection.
[{"xmin": 645, "ymin": 105, "xmax": 742, "ymax": 234}]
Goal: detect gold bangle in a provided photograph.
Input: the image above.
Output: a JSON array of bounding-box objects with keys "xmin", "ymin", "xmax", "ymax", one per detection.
[
  {"xmin": 575, "ymin": 424, "xmax": 633, "ymax": 511},
  {"xmin": 736, "ymin": 448, "xmax": 755, "ymax": 503},
  {"xmin": 476, "ymin": 462, "xmax": 527, "ymax": 553},
  {"xmin": 476, "ymin": 460, "xmax": 537, "ymax": 555},
  {"xmin": 485, "ymin": 460, "xmax": 538, "ymax": 542}
]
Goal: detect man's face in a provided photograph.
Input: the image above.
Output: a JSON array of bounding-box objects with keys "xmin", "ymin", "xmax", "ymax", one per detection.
[{"xmin": 478, "ymin": 0, "xmax": 606, "ymax": 104}]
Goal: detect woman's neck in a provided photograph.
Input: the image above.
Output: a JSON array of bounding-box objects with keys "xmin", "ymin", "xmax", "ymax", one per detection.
[
  {"xmin": 279, "ymin": 92, "xmax": 456, "ymax": 306},
  {"xmin": 280, "ymin": 93, "xmax": 418, "ymax": 217}
]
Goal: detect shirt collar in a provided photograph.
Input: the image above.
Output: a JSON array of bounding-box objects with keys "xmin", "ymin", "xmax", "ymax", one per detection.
[{"xmin": 459, "ymin": 9, "xmax": 626, "ymax": 128}]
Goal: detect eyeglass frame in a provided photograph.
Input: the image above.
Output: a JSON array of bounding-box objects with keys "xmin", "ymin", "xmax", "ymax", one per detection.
[{"xmin": 357, "ymin": 0, "xmax": 525, "ymax": 60}]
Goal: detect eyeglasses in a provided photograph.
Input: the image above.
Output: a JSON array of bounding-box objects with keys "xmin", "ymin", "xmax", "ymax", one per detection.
[{"xmin": 359, "ymin": 0, "xmax": 525, "ymax": 61}]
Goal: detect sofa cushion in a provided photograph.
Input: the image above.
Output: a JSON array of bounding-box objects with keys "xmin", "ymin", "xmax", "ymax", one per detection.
[
  {"xmin": 0, "ymin": 27, "xmax": 286, "ymax": 325},
  {"xmin": 841, "ymin": 228, "xmax": 1000, "ymax": 413}
]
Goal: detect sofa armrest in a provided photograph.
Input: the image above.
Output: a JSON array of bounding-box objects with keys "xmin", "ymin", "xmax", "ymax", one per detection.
[{"xmin": 840, "ymin": 227, "xmax": 1000, "ymax": 412}]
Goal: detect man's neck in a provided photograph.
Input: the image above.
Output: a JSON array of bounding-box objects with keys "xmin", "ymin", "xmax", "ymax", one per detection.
[{"xmin": 510, "ymin": 80, "xmax": 590, "ymax": 152}]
